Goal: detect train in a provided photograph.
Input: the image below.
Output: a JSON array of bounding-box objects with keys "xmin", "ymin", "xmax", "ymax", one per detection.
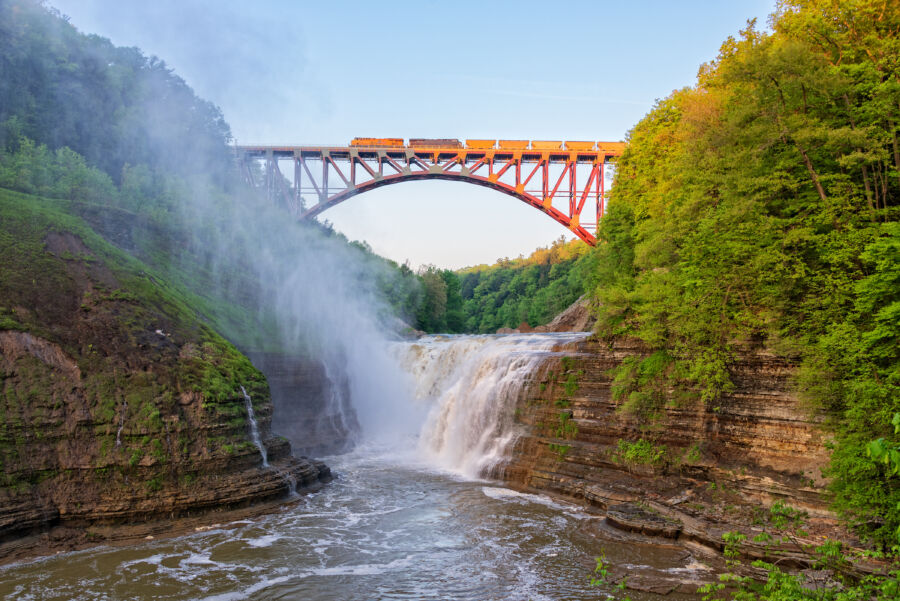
[{"xmin": 349, "ymin": 138, "xmax": 625, "ymax": 153}]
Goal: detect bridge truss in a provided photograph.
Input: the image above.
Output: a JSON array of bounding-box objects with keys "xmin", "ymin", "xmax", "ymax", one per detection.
[{"xmin": 236, "ymin": 141, "xmax": 624, "ymax": 246}]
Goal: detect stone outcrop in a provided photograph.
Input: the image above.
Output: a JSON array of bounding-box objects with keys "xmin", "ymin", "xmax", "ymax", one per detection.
[
  {"xmin": 0, "ymin": 201, "xmax": 332, "ymax": 561},
  {"xmin": 532, "ymin": 295, "xmax": 596, "ymax": 333},
  {"xmin": 250, "ymin": 353, "xmax": 359, "ymax": 456},
  {"xmin": 497, "ymin": 295, "xmax": 597, "ymax": 334},
  {"xmin": 493, "ymin": 336, "xmax": 854, "ymax": 556},
  {"xmin": 0, "ymin": 328, "xmax": 330, "ymax": 556}
]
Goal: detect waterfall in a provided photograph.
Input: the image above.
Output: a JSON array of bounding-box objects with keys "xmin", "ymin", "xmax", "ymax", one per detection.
[
  {"xmin": 115, "ymin": 401, "xmax": 127, "ymax": 448},
  {"xmin": 394, "ymin": 333, "xmax": 587, "ymax": 479},
  {"xmin": 321, "ymin": 360, "xmax": 359, "ymax": 447},
  {"xmin": 283, "ymin": 471, "xmax": 298, "ymax": 497},
  {"xmin": 241, "ymin": 385, "xmax": 269, "ymax": 468}
]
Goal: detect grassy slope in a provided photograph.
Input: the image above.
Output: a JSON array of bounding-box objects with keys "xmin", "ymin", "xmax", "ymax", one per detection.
[{"xmin": 0, "ymin": 186, "xmax": 267, "ymax": 495}]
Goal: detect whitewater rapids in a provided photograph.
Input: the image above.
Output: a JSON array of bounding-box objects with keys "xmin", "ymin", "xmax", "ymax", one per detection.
[
  {"xmin": 393, "ymin": 332, "xmax": 588, "ymax": 478},
  {"xmin": 0, "ymin": 333, "xmax": 707, "ymax": 601}
]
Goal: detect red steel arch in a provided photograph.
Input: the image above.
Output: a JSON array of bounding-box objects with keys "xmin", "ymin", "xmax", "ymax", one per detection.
[{"xmin": 236, "ymin": 140, "xmax": 624, "ymax": 246}]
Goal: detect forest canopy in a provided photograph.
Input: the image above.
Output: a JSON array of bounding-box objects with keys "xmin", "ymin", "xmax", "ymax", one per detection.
[{"xmin": 590, "ymin": 0, "xmax": 900, "ymax": 548}]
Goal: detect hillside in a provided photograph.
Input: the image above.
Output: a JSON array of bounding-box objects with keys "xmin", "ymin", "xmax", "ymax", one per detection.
[
  {"xmin": 590, "ymin": 0, "xmax": 900, "ymax": 553},
  {"xmin": 0, "ymin": 187, "xmax": 330, "ymax": 556}
]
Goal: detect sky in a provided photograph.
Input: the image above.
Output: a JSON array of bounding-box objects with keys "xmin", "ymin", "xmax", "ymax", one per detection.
[{"xmin": 50, "ymin": 0, "xmax": 777, "ymax": 270}]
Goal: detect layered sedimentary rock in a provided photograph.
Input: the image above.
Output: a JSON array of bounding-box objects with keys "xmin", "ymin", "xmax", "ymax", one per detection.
[
  {"xmin": 495, "ymin": 336, "xmax": 845, "ymax": 550},
  {"xmin": 250, "ymin": 353, "xmax": 359, "ymax": 456},
  {"xmin": 0, "ymin": 199, "xmax": 330, "ymax": 556},
  {"xmin": 0, "ymin": 331, "xmax": 330, "ymax": 548}
]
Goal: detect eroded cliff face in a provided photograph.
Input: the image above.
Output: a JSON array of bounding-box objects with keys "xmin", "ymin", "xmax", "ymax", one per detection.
[
  {"xmin": 0, "ymin": 330, "xmax": 328, "ymax": 541},
  {"xmin": 250, "ymin": 353, "xmax": 359, "ymax": 456},
  {"xmin": 0, "ymin": 197, "xmax": 331, "ymax": 559},
  {"xmin": 494, "ymin": 336, "xmax": 849, "ymax": 551}
]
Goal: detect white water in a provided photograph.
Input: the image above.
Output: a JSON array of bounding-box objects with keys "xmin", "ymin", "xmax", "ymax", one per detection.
[
  {"xmin": 115, "ymin": 401, "xmax": 127, "ymax": 448},
  {"xmin": 0, "ymin": 443, "xmax": 703, "ymax": 601},
  {"xmin": 0, "ymin": 333, "xmax": 711, "ymax": 600},
  {"xmin": 393, "ymin": 332, "xmax": 589, "ymax": 478},
  {"xmin": 240, "ymin": 385, "xmax": 268, "ymax": 468}
]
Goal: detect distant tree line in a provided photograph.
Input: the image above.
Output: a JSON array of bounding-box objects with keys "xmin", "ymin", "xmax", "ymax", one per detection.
[
  {"xmin": 0, "ymin": 0, "xmax": 233, "ymax": 187},
  {"xmin": 0, "ymin": 1, "xmax": 598, "ymax": 339}
]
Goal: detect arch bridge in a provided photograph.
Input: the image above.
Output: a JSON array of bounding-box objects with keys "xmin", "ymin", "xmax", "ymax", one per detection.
[{"xmin": 235, "ymin": 138, "xmax": 625, "ymax": 246}]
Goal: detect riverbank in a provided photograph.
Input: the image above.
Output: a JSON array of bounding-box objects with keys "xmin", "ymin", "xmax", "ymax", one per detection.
[
  {"xmin": 0, "ymin": 469, "xmax": 328, "ymax": 567},
  {"xmin": 492, "ymin": 334, "xmax": 890, "ymax": 584},
  {"xmin": 0, "ymin": 189, "xmax": 333, "ymax": 563}
]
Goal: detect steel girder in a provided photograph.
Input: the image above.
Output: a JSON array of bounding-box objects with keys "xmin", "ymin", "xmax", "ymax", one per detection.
[{"xmin": 237, "ymin": 144, "xmax": 622, "ymax": 246}]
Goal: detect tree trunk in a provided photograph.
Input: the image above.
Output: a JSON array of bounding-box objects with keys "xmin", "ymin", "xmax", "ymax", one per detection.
[
  {"xmin": 781, "ymin": 131, "xmax": 828, "ymax": 204},
  {"xmin": 890, "ymin": 118, "xmax": 900, "ymax": 189},
  {"xmin": 862, "ymin": 163, "xmax": 877, "ymax": 216}
]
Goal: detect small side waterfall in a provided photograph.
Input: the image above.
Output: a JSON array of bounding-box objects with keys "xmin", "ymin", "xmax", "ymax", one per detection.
[
  {"xmin": 321, "ymin": 360, "xmax": 360, "ymax": 448},
  {"xmin": 394, "ymin": 333, "xmax": 587, "ymax": 478},
  {"xmin": 283, "ymin": 471, "xmax": 298, "ymax": 497},
  {"xmin": 241, "ymin": 385, "xmax": 269, "ymax": 468},
  {"xmin": 115, "ymin": 401, "xmax": 127, "ymax": 448}
]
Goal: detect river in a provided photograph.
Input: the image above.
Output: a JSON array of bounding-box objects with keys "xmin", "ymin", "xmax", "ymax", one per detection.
[{"xmin": 0, "ymin": 334, "xmax": 707, "ymax": 600}]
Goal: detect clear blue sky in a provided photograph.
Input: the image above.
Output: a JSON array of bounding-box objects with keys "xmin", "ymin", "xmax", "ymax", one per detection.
[{"xmin": 50, "ymin": 0, "xmax": 776, "ymax": 269}]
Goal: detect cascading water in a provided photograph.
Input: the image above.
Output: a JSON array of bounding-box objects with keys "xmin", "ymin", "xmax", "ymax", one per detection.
[
  {"xmin": 115, "ymin": 401, "xmax": 127, "ymax": 448},
  {"xmin": 394, "ymin": 332, "xmax": 588, "ymax": 478},
  {"xmin": 240, "ymin": 385, "xmax": 269, "ymax": 468},
  {"xmin": 4, "ymin": 333, "xmax": 710, "ymax": 600},
  {"xmin": 320, "ymin": 359, "xmax": 359, "ymax": 447}
]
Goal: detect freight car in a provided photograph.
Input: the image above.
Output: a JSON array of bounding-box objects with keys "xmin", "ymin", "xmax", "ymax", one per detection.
[
  {"xmin": 350, "ymin": 137, "xmax": 404, "ymax": 147},
  {"xmin": 465, "ymin": 139, "xmax": 496, "ymax": 149},
  {"xmin": 408, "ymin": 138, "xmax": 464, "ymax": 148},
  {"xmin": 596, "ymin": 142, "xmax": 626, "ymax": 155},
  {"xmin": 564, "ymin": 141, "xmax": 595, "ymax": 151},
  {"xmin": 498, "ymin": 140, "xmax": 529, "ymax": 150}
]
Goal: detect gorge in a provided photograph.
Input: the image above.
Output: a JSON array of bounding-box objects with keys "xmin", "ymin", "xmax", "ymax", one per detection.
[
  {"xmin": 0, "ymin": 319, "xmax": 848, "ymax": 599},
  {"xmin": 2, "ymin": 1, "xmax": 898, "ymax": 599}
]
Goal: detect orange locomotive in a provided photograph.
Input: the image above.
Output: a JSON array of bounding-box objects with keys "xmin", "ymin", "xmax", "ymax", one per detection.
[{"xmin": 350, "ymin": 137, "xmax": 404, "ymax": 147}]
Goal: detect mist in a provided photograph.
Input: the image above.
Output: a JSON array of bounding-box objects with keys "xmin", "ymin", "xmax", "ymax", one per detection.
[{"xmin": 170, "ymin": 175, "xmax": 429, "ymax": 451}]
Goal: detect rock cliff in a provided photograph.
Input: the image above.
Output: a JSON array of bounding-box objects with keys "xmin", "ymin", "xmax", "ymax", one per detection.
[
  {"xmin": 494, "ymin": 336, "xmax": 854, "ymax": 556},
  {"xmin": 0, "ymin": 190, "xmax": 330, "ymax": 560},
  {"xmin": 249, "ymin": 353, "xmax": 359, "ymax": 456}
]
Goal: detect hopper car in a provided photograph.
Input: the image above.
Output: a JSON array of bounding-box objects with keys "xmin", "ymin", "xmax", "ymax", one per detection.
[
  {"xmin": 409, "ymin": 138, "xmax": 464, "ymax": 148},
  {"xmin": 350, "ymin": 137, "xmax": 404, "ymax": 147},
  {"xmin": 564, "ymin": 141, "xmax": 595, "ymax": 151},
  {"xmin": 498, "ymin": 140, "xmax": 529, "ymax": 150},
  {"xmin": 531, "ymin": 140, "xmax": 563, "ymax": 150},
  {"xmin": 597, "ymin": 142, "xmax": 626, "ymax": 155}
]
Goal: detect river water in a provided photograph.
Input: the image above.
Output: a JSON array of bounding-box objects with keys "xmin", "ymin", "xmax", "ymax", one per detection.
[{"xmin": 0, "ymin": 334, "xmax": 707, "ymax": 600}]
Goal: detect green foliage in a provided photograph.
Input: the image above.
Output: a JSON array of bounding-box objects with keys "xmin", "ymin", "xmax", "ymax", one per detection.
[
  {"xmin": 591, "ymin": 0, "xmax": 900, "ymax": 546},
  {"xmin": 0, "ymin": 1, "xmax": 233, "ymax": 184},
  {"xmin": 699, "ymin": 503, "xmax": 900, "ymax": 601},
  {"xmin": 867, "ymin": 413, "xmax": 900, "ymax": 477},
  {"xmin": 683, "ymin": 443, "xmax": 703, "ymax": 464},
  {"xmin": 610, "ymin": 351, "xmax": 684, "ymax": 419},
  {"xmin": 563, "ymin": 372, "xmax": 581, "ymax": 397},
  {"xmin": 589, "ymin": 553, "xmax": 632, "ymax": 600},
  {"xmin": 547, "ymin": 443, "xmax": 571, "ymax": 461},
  {"xmin": 554, "ymin": 411, "xmax": 578, "ymax": 440},
  {"xmin": 413, "ymin": 265, "xmax": 465, "ymax": 333},
  {"xmin": 146, "ymin": 475, "xmax": 163, "ymax": 492},
  {"xmin": 457, "ymin": 237, "xmax": 594, "ymax": 333},
  {"xmin": 615, "ymin": 439, "xmax": 667, "ymax": 466}
]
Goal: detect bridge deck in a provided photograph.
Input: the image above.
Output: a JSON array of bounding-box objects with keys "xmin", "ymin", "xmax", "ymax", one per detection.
[
  {"xmin": 236, "ymin": 143, "xmax": 624, "ymax": 164},
  {"xmin": 236, "ymin": 140, "xmax": 625, "ymax": 246}
]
